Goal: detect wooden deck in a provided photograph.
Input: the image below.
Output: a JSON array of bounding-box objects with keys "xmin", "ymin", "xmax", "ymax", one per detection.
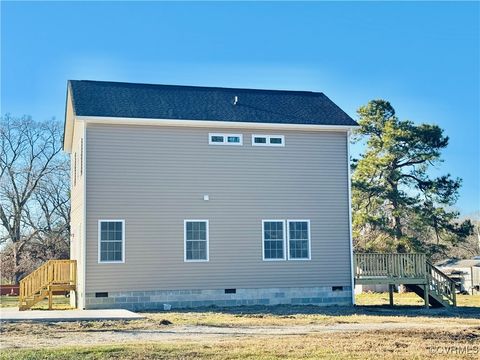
[
  {"xmin": 19, "ymin": 260, "xmax": 76, "ymax": 311},
  {"xmin": 354, "ymin": 253, "xmax": 427, "ymax": 285},
  {"xmin": 354, "ymin": 253, "xmax": 456, "ymax": 308}
]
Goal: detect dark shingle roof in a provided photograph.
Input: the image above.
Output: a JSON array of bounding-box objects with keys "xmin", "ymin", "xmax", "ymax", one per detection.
[{"xmin": 68, "ymin": 80, "xmax": 357, "ymax": 126}]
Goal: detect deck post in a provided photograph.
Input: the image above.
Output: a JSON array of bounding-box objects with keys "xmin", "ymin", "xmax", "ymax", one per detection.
[
  {"xmin": 424, "ymin": 284, "xmax": 429, "ymax": 309},
  {"xmin": 48, "ymin": 288, "xmax": 53, "ymax": 310},
  {"xmin": 451, "ymin": 282, "xmax": 457, "ymax": 307},
  {"xmin": 388, "ymin": 284, "xmax": 394, "ymax": 306}
]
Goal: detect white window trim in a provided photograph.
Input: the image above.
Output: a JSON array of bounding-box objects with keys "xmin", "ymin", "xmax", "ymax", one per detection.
[
  {"xmin": 184, "ymin": 219, "xmax": 210, "ymax": 262},
  {"xmin": 208, "ymin": 133, "xmax": 243, "ymax": 146},
  {"xmin": 98, "ymin": 219, "xmax": 125, "ymax": 264},
  {"xmin": 262, "ymin": 219, "xmax": 287, "ymax": 261},
  {"xmin": 252, "ymin": 134, "xmax": 285, "ymax": 147},
  {"xmin": 287, "ymin": 219, "xmax": 311, "ymax": 261}
]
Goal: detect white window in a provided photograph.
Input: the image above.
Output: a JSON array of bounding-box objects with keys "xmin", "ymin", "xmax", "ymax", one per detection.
[
  {"xmin": 287, "ymin": 220, "xmax": 311, "ymax": 260},
  {"xmin": 209, "ymin": 133, "xmax": 243, "ymax": 145},
  {"xmin": 98, "ymin": 220, "xmax": 125, "ymax": 263},
  {"xmin": 184, "ymin": 220, "xmax": 209, "ymax": 261},
  {"xmin": 262, "ymin": 220, "xmax": 286, "ymax": 261},
  {"xmin": 252, "ymin": 134, "xmax": 285, "ymax": 147}
]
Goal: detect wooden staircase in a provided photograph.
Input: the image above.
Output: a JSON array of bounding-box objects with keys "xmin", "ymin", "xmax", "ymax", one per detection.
[
  {"xmin": 354, "ymin": 253, "xmax": 456, "ymax": 308},
  {"xmin": 19, "ymin": 260, "xmax": 76, "ymax": 311},
  {"xmin": 407, "ymin": 261, "xmax": 457, "ymax": 307}
]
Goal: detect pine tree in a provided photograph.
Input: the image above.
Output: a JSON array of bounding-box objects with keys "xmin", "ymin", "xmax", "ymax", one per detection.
[{"xmin": 352, "ymin": 100, "xmax": 473, "ymax": 255}]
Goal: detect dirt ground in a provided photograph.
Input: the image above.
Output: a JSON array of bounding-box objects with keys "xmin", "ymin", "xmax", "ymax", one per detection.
[{"xmin": 1, "ymin": 305, "xmax": 479, "ymax": 351}]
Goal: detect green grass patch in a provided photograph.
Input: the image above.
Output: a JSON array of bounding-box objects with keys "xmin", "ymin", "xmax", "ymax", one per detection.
[
  {"xmin": 0, "ymin": 295, "xmax": 72, "ymax": 309},
  {"xmin": 355, "ymin": 292, "xmax": 480, "ymax": 307}
]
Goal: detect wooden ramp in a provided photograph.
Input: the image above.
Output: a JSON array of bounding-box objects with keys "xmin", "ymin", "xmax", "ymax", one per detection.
[
  {"xmin": 18, "ymin": 260, "xmax": 76, "ymax": 311},
  {"xmin": 354, "ymin": 253, "xmax": 456, "ymax": 308}
]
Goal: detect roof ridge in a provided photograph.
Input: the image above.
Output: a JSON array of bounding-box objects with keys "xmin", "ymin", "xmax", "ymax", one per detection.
[{"xmin": 68, "ymin": 79, "xmax": 324, "ymax": 96}]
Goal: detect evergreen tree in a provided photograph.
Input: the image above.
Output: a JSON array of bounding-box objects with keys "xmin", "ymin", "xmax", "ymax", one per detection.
[{"xmin": 352, "ymin": 100, "xmax": 473, "ymax": 255}]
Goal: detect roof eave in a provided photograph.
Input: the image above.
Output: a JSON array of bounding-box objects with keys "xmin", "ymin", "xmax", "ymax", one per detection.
[{"xmin": 76, "ymin": 115, "xmax": 359, "ymax": 131}]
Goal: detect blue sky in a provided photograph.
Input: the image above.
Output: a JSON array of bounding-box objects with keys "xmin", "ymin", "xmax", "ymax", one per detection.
[{"xmin": 1, "ymin": 1, "xmax": 479, "ymax": 216}]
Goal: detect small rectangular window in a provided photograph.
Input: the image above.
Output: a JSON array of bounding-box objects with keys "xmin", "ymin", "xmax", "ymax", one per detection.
[
  {"xmin": 254, "ymin": 136, "xmax": 267, "ymax": 144},
  {"xmin": 287, "ymin": 220, "xmax": 311, "ymax": 260},
  {"xmin": 209, "ymin": 133, "xmax": 243, "ymax": 146},
  {"xmin": 184, "ymin": 220, "xmax": 209, "ymax": 261},
  {"xmin": 211, "ymin": 135, "xmax": 224, "ymax": 143},
  {"xmin": 98, "ymin": 220, "xmax": 125, "ymax": 263},
  {"xmin": 262, "ymin": 220, "xmax": 286, "ymax": 260},
  {"xmin": 252, "ymin": 135, "xmax": 285, "ymax": 147},
  {"xmin": 270, "ymin": 137, "xmax": 283, "ymax": 144},
  {"xmin": 227, "ymin": 136, "xmax": 241, "ymax": 144}
]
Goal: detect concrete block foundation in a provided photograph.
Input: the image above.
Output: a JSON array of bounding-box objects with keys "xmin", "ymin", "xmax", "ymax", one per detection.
[{"xmin": 85, "ymin": 286, "xmax": 352, "ymax": 310}]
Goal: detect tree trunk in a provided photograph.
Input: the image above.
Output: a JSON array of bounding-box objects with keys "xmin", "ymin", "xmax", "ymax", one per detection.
[
  {"xmin": 389, "ymin": 180, "xmax": 405, "ymax": 253},
  {"xmin": 13, "ymin": 243, "xmax": 22, "ymax": 284}
]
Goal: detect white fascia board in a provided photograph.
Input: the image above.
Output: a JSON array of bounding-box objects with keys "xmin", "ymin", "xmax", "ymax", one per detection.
[
  {"xmin": 63, "ymin": 88, "xmax": 75, "ymax": 153},
  {"xmin": 78, "ymin": 116, "xmax": 359, "ymax": 132}
]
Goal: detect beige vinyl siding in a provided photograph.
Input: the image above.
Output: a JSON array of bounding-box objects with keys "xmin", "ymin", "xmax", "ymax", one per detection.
[
  {"xmin": 69, "ymin": 116, "xmax": 85, "ymax": 306},
  {"xmin": 85, "ymin": 123, "xmax": 351, "ymax": 292}
]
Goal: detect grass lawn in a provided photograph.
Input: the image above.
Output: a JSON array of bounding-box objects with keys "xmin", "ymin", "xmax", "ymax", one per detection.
[
  {"xmin": 3, "ymin": 330, "xmax": 480, "ymax": 360},
  {"xmin": 1, "ymin": 292, "xmax": 479, "ymax": 359},
  {"xmin": 2, "ymin": 319, "xmax": 479, "ymax": 359},
  {"xmin": 356, "ymin": 291, "xmax": 480, "ymax": 307},
  {"xmin": 0, "ymin": 295, "xmax": 71, "ymax": 310}
]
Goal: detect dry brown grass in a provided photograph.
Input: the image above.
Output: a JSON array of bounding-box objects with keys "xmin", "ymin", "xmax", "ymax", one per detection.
[
  {"xmin": 2, "ymin": 327, "xmax": 480, "ymax": 359},
  {"xmin": 356, "ymin": 292, "xmax": 480, "ymax": 307},
  {"xmin": 1, "ymin": 294, "xmax": 479, "ymax": 359}
]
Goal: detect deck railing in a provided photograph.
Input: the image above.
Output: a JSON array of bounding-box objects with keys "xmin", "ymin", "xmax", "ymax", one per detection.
[
  {"xmin": 19, "ymin": 260, "xmax": 76, "ymax": 305},
  {"xmin": 426, "ymin": 260, "xmax": 457, "ymax": 307},
  {"xmin": 354, "ymin": 253, "xmax": 427, "ymax": 279}
]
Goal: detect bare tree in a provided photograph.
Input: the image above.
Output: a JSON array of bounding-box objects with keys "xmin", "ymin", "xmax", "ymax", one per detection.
[
  {"xmin": 25, "ymin": 163, "xmax": 70, "ymax": 262},
  {"xmin": 0, "ymin": 115, "xmax": 67, "ymax": 283},
  {"xmin": 446, "ymin": 220, "xmax": 480, "ymax": 260}
]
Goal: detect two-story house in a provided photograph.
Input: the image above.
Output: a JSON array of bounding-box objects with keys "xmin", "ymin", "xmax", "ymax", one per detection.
[{"xmin": 63, "ymin": 80, "xmax": 358, "ymax": 310}]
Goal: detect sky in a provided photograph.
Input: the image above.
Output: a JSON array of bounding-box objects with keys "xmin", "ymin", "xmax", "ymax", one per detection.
[{"xmin": 1, "ymin": 1, "xmax": 479, "ymax": 216}]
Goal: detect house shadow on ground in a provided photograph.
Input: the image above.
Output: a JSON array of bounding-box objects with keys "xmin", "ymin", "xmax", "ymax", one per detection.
[{"xmin": 151, "ymin": 304, "xmax": 480, "ymax": 320}]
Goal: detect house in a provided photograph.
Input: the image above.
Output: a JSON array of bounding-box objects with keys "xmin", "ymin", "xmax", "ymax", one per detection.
[
  {"xmin": 435, "ymin": 258, "xmax": 480, "ymax": 294},
  {"xmin": 63, "ymin": 80, "xmax": 358, "ymax": 310}
]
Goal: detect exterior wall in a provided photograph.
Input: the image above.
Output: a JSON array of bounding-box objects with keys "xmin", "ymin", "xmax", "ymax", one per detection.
[
  {"xmin": 437, "ymin": 266, "xmax": 479, "ymax": 293},
  {"xmin": 69, "ymin": 117, "xmax": 85, "ymax": 308},
  {"xmin": 86, "ymin": 286, "xmax": 352, "ymax": 310},
  {"xmin": 84, "ymin": 123, "xmax": 352, "ymax": 307}
]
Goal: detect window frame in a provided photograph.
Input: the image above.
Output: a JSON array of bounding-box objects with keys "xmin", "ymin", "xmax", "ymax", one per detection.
[
  {"xmin": 97, "ymin": 219, "xmax": 125, "ymax": 264},
  {"xmin": 252, "ymin": 134, "xmax": 285, "ymax": 147},
  {"xmin": 262, "ymin": 219, "xmax": 287, "ymax": 261},
  {"xmin": 208, "ymin": 133, "xmax": 243, "ymax": 146},
  {"xmin": 184, "ymin": 219, "xmax": 210, "ymax": 262},
  {"xmin": 287, "ymin": 219, "xmax": 311, "ymax": 261}
]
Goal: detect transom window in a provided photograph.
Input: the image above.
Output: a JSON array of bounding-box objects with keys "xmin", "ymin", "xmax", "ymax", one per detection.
[
  {"xmin": 288, "ymin": 220, "xmax": 311, "ymax": 260},
  {"xmin": 184, "ymin": 220, "xmax": 209, "ymax": 261},
  {"xmin": 98, "ymin": 220, "xmax": 125, "ymax": 263},
  {"xmin": 209, "ymin": 133, "xmax": 243, "ymax": 145},
  {"xmin": 252, "ymin": 135, "xmax": 285, "ymax": 147},
  {"xmin": 262, "ymin": 220, "xmax": 286, "ymax": 260}
]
